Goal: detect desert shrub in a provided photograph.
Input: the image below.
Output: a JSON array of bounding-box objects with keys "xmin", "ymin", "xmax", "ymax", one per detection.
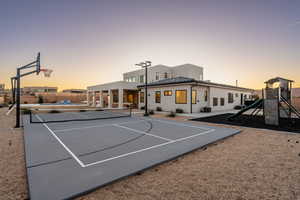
[
  {"xmin": 140, "ymin": 106, "xmax": 145, "ymax": 110},
  {"xmin": 156, "ymin": 106, "xmax": 162, "ymax": 111},
  {"xmin": 24, "ymin": 101, "xmax": 28, "ymax": 104},
  {"xmin": 167, "ymin": 111, "xmax": 176, "ymax": 117},
  {"xmin": 175, "ymin": 108, "xmax": 184, "ymax": 113},
  {"xmin": 49, "ymin": 110, "xmax": 61, "ymax": 113},
  {"xmin": 79, "ymin": 110, "xmax": 87, "ymax": 112}
]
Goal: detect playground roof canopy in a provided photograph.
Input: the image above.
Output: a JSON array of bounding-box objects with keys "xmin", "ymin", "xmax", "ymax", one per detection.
[{"xmin": 264, "ymin": 77, "xmax": 294, "ymax": 84}]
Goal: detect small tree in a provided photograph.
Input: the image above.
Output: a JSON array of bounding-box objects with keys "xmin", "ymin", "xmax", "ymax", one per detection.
[{"xmin": 38, "ymin": 95, "xmax": 44, "ymax": 104}]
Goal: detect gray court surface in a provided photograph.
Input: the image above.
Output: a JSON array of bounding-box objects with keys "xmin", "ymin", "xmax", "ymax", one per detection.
[{"xmin": 23, "ymin": 113, "xmax": 240, "ymax": 200}]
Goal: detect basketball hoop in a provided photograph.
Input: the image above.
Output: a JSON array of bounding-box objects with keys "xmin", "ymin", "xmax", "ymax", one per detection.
[{"xmin": 40, "ymin": 69, "xmax": 53, "ymax": 78}]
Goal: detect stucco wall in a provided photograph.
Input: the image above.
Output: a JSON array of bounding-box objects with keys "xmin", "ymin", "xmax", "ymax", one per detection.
[
  {"xmin": 139, "ymin": 85, "xmax": 193, "ymax": 113},
  {"xmin": 139, "ymin": 84, "xmax": 252, "ymax": 113},
  {"xmin": 172, "ymin": 64, "xmax": 203, "ymax": 81},
  {"xmin": 209, "ymin": 87, "xmax": 252, "ymax": 111},
  {"xmin": 87, "ymin": 81, "xmax": 138, "ymax": 91},
  {"xmin": 123, "ymin": 65, "xmax": 172, "ymax": 83},
  {"xmin": 123, "ymin": 64, "xmax": 203, "ymax": 83}
]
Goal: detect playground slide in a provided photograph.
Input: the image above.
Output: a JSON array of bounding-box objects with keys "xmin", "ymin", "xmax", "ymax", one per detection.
[
  {"xmin": 280, "ymin": 96, "xmax": 300, "ymax": 118},
  {"xmin": 228, "ymin": 99, "xmax": 263, "ymax": 121}
]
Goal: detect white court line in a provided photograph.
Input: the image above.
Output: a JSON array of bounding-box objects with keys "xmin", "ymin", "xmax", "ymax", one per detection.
[
  {"xmin": 84, "ymin": 129, "xmax": 215, "ymax": 167},
  {"xmin": 150, "ymin": 118, "xmax": 212, "ymax": 130},
  {"xmin": 113, "ymin": 124, "xmax": 173, "ymax": 142},
  {"xmin": 35, "ymin": 115, "xmax": 85, "ymax": 167},
  {"xmin": 54, "ymin": 120, "xmax": 145, "ymax": 133},
  {"xmin": 36, "ymin": 115, "xmax": 216, "ymax": 168}
]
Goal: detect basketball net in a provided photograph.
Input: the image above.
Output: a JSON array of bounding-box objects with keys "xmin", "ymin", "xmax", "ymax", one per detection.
[{"xmin": 40, "ymin": 69, "xmax": 53, "ymax": 77}]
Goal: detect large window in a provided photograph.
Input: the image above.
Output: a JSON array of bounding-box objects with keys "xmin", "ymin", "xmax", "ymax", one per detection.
[
  {"xmin": 176, "ymin": 90, "xmax": 187, "ymax": 104},
  {"xmin": 220, "ymin": 98, "xmax": 225, "ymax": 106},
  {"xmin": 155, "ymin": 91, "xmax": 161, "ymax": 103},
  {"xmin": 192, "ymin": 90, "xmax": 197, "ymax": 104},
  {"xmin": 139, "ymin": 75, "xmax": 144, "ymax": 83},
  {"xmin": 112, "ymin": 90, "xmax": 118, "ymax": 103},
  {"xmin": 228, "ymin": 93, "xmax": 234, "ymax": 103},
  {"xmin": 140, "ymin": 92, "xmax": 144, "ymax": 103},
  {"xmin": 164, "ymin": 72, "xmax": 168, "ymax": 79},
  {"xmin": 164, "ymin": 90, "xmax": 172, "ymax": 96},
  {"xmin": 155, "ymin": 72, "xmax": 159, "ymax": 80},
  {"xmin": 213, "ymin": 97, "xmax": 218, "ymax": 106},
  {"xmin": 204, "ymin": 90, "xmax": 208, "ymax": 102}
]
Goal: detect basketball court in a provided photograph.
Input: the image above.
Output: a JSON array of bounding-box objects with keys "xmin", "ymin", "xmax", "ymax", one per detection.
[{"xmin": 23, "ymin": 110, "xmax": 240, "ymax": 200}]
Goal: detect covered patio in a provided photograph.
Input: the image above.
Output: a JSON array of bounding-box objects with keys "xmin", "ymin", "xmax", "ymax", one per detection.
[{"xmin": 87, "ymin": 81, "xmax": 139, "ymax": 109}]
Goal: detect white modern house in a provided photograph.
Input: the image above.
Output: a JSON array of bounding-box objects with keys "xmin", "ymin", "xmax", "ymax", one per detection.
[{"xmin": 87, "ymin": 64, "xmax": 253, "ymax": 113}]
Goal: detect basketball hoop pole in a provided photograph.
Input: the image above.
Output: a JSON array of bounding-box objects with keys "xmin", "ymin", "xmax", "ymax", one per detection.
[{"xmin": 14, "ymin": 53, "xmax": 41, "ymax": 128}]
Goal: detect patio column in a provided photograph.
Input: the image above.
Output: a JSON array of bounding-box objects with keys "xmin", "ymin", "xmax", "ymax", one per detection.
[
  {"xmin": 92, "ymin": 91, "xmax": 96, "ymax": 107},
  {"xmin": 99, "ymin": 90, "xmax": 103, "ymax": 107},
  {"xmin": 86, "ymin": 91, "xmax": 90, "ymax": 106},
  {"xmin": 118, "ymin": 89, "xmax": 123, "ymax": 109},
  {"xmin": 108, "ymin": 89, "xmax": 112, "ymax": 108}
]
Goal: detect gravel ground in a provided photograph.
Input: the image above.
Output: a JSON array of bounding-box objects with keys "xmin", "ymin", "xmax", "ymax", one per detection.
[
  {"xmin": 0, "ymin": 109, "xmax": 299, "ymax": 200},
  {"xmin": 0, "ymin": 108, "xmax": 28, "ymax": 200}
]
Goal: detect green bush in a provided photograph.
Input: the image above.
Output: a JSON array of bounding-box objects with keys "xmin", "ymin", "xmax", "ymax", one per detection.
[
  {"xmin": 234, "ymin": 105, "xmax": 242, "ymax": 110},
  {"xmin": 148, "ymin": 110, "xmax": 155, "ymax": 115},
  {"xmin": 167, "ymin": 111, "xmax": 176, "ymax": 117},
  {"xmin": 156, "ymin": 107, "xmax": 162, "ymax": 111},
  {"xmin": 79, "ymin": 110, "xmax": 87, "ymax": 112},
  {"xmin": 175, "ymin": 108, "xmax": 184, "ymax": 113}
]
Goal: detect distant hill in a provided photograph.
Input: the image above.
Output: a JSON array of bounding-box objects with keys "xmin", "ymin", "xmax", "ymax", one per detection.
[{"xmin": 254, "ymin": 88, "xmax": 300, "ymax": 98}]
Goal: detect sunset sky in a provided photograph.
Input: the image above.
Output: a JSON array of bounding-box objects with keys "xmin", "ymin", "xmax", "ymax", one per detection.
[{"xmin": 0, "ymin": 0, "xmax": 299, "ymax": 90}]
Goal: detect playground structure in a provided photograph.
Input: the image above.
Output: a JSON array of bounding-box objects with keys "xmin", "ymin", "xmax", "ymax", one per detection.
[{"xmin": 228, "ymin": 77, "xmax": 300, "ymax": 126}]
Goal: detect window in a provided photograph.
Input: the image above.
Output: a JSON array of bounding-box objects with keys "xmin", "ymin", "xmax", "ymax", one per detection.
[
  {"xmin": 155, "ymin": 72, "xmax": 159, "ymax": 80},
  {"xmin": 220, "ymin": 98, "xmax": 225, "ymax": 106},
  {"xmin": 155, "ymin": 91, "xmax": 161, "ymax": 103},
  {"xmin": 164, "ymin": 90, "xmax": 172, "ymax": 96},
  {"xmin": 140, "ymin": 92, "xmax": 144, "ymax": 103},
  {"xmin": 139, "ymin": 75, "xmax": 144, "ymax": 83},
  {"xmin": 112, "ymin": 92, "xmax": 118, "ymax": 103},
  {"xmin": 213, "ymin": 97, "xmax": 218, "ymax": 106},
  {"xmin": 164, "ymin": 72, "xmax": 168, "ymax": 79},
  {"xmin": 192, "ymin": 90, "xmax": 197, "ymax": 104},
  {"xmin": 228, "ymin": 93, "xmax": 234, "ymax": 103},
  {"xmin": 176, "ymin": 90, "xmax": 187, "ymax": 104},
  {"xmin": 128, "ymin": 76, "xmax": 137, "ymax": 82},
  {"xmin": 235, "ymin": 93, "xmax": 238, "ymax": 97},
  {"xmin": 204, "ymin": 90, "xmax": 208, "ymax": 101}
]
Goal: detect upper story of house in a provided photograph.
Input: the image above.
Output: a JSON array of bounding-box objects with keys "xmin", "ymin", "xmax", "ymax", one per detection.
[{"xmin": 123, "ymin": 64, "xmax": 203, "ymax": 84}]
